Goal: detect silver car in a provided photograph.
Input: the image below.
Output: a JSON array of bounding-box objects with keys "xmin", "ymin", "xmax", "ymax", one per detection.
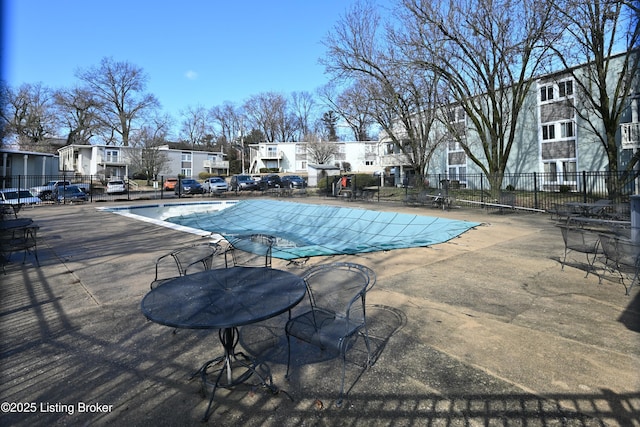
[
  {"xmin": 0, "ymin": 188, "xmax": 42, "ymax": 205},
  {"xmin": 203, "ymin": 177, "xmax": 229, "ymax": 194}
]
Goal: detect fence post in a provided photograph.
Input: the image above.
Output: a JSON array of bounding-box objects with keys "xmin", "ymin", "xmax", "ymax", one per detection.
[
  {"xmin": 582, "ymin": 171, "xmax": 587, "ymax": 202},
  {"xmin": 533, "ymin": 172, "xmax": 539, "ymax": 210}
]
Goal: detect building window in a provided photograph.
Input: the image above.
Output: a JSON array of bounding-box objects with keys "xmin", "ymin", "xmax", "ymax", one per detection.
[
  {"xmin": 181, "ymin": 152, "xmax": 192, "ymax": 162},
  {"xmin": 560, "ymin": 121, "xmax": 575, "ymax": 138},
  {"xmin": 542, "ymin": 124, "xmax": 556, "ymax": 140},
  {"xmin": 181, "ymin": 168, "xmax": 192, "ymax": 177},
  {"xmin": 558, "ymin": 80, "xmax": 573, "ymax": 98},
  {"xmin": 540, "ymin": 85, "xmax": 554, "ymax": 102},
  {"xmin": 105, "ymin": 149, "xmax": 119, "ymax": 163}
]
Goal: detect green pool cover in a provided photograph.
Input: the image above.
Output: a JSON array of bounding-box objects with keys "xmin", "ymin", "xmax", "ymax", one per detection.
[{"xmin": 167, "ymin": 200, "xmax": 480, "ymax": 260}]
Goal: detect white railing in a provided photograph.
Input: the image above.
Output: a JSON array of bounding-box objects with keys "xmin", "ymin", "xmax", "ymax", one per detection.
[
  {"xmin": 203, "ymin": 160, "xmax": 230, "ymax": 169},
  {"xmin": 380, "ymin": 153, "xmax": 411, "ymax": 167}
]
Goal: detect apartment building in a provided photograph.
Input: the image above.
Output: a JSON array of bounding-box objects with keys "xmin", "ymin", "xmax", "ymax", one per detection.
[{"xmin": 57, "ymin": 144, "xmax": 229, "ymax": 180}]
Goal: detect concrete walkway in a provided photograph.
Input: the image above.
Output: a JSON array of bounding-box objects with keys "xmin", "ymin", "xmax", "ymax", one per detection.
[{"xmin": 1, "ymin": 197, "xmax": 638, "ymax": 426}]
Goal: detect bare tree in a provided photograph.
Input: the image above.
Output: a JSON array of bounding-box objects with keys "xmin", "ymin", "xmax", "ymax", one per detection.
[
  {"xmin": 128, "ymin": 113, "xmax": 172, "ymax": 183},
  {"xmin": 179, "ymin": 105, "xmax": 210, "ymax": 148},
  {"xmin": 306, "ymin": 140, "xmax": 340, "ymax": 164},
  {"xmin": 54, "ymin": 86, "xmax": 103, "ymax": 145},
  {"xmin": 209, "ymin": 102, "xmax": 243, "ymax": 145},
  {"xmin": 322, "ymin": 1, "xmax": 445, "ymax": 186},
  {"xmin": 0, "ymin": 82, "xmax": 59, "ymax": 152},
  {"xmin": 243, "ymin": 92, "xmax": 297, "ymax": 142},
  {"xmin": 76, "ymin": 57, "xmax": 159, "ymax": 146},
  {"xmin": 400, "ymin": 0, "xmax": 557, "ymax": 192},
  {"xmin": 550, "ymin": 0, "xmax": 639, "ymax": 198},
  {"xmin": 291, "ymin": 91, "xmax": 317, "ymax": 141},
  {"xmin": 318, "ymin": 80, "xmax": 376, "ymax": 141}
]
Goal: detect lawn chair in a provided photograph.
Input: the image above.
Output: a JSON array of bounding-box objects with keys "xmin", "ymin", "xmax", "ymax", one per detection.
[
  {"xmin": 598, "ymin": 234, "xmax": 640, "ymax": 295},
  {"xmin": 285, "ymin": 262, "xmax": 376, "ymax": 406},
  {"xmin": 224, "ymin": 234, "xmax": 275, "ymax": 268},
  {"xmin": 557, "ymin": 224, "xmax": 602, "ymax": 278},
  {"xmin": 150, "ymin": 242, "xmax": 219, "ymax": 289}
]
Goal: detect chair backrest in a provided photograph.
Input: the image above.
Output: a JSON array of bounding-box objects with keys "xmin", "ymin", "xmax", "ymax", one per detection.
[
  {"xmin": 302, "ymin": 262, "xmax": 376, "ymax": 322},
  {"xmin": 600, "ymin": 234, "xmax": 640, "ymax": 270},
  {"xmin": 558, "ymin": 225, "xmax": 601, "ymax": 254},
  {"xmin": 225, "ymin": 234, "xmax": 275, "ymax": 267},
  {"xmin": 153, "ymin": 243, "xmax": 217, "ymax": 285},
  {"xmin": 172, "ymin": 243, "xmax": 218, "ymax": 274}
]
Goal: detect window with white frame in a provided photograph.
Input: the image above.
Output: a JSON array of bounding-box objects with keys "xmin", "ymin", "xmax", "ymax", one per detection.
[
  {"xmin": 105, "ymin": 149, "xmax": 119, "ymax": 163},
  {"xmin": 540, "ymin": 85, "xmax": 554, "ymax": 102},
  {"xmin": 542, "ymin": 124, "xmax": 556, "ymax": 140},
  {"xmin": 181, "ymin": 152, "xmax": 192, "ymax": 162},
  {"xmin": 558, "ymin": 80, "xmax": 573, "ymax": 98},
  {"xmin": 560, "ymin": 121, "xmax": 575, "ymax": 138},
  {"xmin": 180, "ymin": 168, "xmax": 192, "ymax": 177}
]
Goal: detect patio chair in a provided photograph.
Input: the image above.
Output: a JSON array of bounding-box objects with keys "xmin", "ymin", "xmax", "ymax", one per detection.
[
  {"xmin": 285, "ymin": 262, "xmax": 376, "ymax": 406},
  {"xmin": 150, "ymin": 242, "xmax": 219, "ymax": 289},
  {"xmin": 0, "ymin": 204, "xmax": 20, "ymax": 220},
  {"xmin": 1, "ymin": 223, "xmax": 39, "ymax": 273},
  {"xmin": 557, "ymin": 224, "xmax": 602, "ymax": 278},
  {"xmin": 224, "ymin": 234, "xmax": 275, "ymax": 268},
  {"xmin": 598, "ymin": 233, "xmax": 640, "ymax": 295}
]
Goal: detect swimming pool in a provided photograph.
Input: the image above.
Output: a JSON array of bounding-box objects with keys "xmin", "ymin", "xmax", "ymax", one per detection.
[{"xmin": 101, "ymin": 200, "xmax": 480, "ymax": 260}]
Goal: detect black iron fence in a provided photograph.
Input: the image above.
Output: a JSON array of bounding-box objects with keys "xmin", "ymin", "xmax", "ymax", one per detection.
[
  {"xmin": 4, "ymin": 171, "xmax": 640, "ymax": 214},
  {"xmin": 412, "ymin": 171, "xmax": 640, "ymax": 213}
]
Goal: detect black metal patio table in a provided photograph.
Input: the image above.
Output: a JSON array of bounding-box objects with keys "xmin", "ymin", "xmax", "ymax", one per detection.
[{"xmin": 140, "ymin": 266, "xmax": 306, "ymax": 421}]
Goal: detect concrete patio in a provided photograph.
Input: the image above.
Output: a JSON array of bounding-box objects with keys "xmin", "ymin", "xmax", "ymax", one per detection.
[{"xmin": 1, "ymin": 197, "xmax": 638, "ymax": 426}]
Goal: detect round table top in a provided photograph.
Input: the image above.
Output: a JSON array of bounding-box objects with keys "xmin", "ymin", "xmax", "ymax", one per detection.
[{"xmin": 141, "ymin": 266, "xmax": 306, "ymax": 330}]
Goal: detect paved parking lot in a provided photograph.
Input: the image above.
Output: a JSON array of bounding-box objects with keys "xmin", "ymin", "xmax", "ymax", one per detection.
[{"xmin": 1, "ymin": 197, "xmax": 638, "ymax": 426}]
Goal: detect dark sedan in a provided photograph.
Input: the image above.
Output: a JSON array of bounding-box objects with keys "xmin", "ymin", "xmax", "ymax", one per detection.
[
  {"xmin": 56, "ymin": 186, "xmax": 89, "ymax": 203},
  {"xmin": 175, "ymin": 179, "xmax": 204, "ymax": 196},
  {"xmin": 281, "ymin": 175, "xmax": 306, "ymax": 189},
  {"xmin": 258, "ymin": 174, "xmax": 282, "ymax": 190}
]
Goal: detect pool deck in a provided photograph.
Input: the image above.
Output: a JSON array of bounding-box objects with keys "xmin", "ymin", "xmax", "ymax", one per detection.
[{"xmin": 1, "ymin": 197, "xmax": 639, "ymax": 426}]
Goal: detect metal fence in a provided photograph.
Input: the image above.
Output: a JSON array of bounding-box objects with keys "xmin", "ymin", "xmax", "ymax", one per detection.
[
  {"xmin": 4, "ymin": 171, "xmax": 640, "ymax": 214},
  {"xmin": 2, "ymin": 175, "xmax": 166, "ymax": 204},
  {"xmin": 413, "ymin": 171, "xmax": 640, "ymax": 213}
]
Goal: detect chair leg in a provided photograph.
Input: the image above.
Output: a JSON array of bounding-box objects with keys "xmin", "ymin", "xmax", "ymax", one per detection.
[
  {"xmin": 285, "ymin": 333, "xmax": 292, "ymax": 380},
  {"xmin": 336, "ymin": 349, "xmax": 347, "ymax": 407}
]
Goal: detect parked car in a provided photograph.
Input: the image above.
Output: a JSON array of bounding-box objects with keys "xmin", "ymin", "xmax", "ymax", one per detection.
[
  {"xmin": 230, "ymin": 175, "xmax": 258, "ymax": 191},
  {"xmin": 251, "ymin": 174, "xmax": 263, "ymax": 184},
  {"xmin": 281, "ymin": 175, "xmax": 306, "ymax": 189},
  {"xmin": 202, "ymin": 177, "xmax": 228, "ymax": 194},
  {"xmin": 175, "ymin": 178, "xmax": 204, "ymax": 196},
  {"xmin": 30, "ymin": 180, "xmax": 91, "ymax": 201},
  {"xmin": 258, "ymin": 174, "xmax": 282, "ymax": 190},
  {"xmin": 163, "ymin": 177, "xmax": 178, "ymax": 191},
  {"xmin": 106, "ymin": 180, "xmax": 127, "ymax": 194},
  {"xmin": 0, "ymin": 188, "xmax": 42, "ymax": 205},
  {"xmin": 56, "ymin": 186, "xmax": 89, "ymax": 203}
]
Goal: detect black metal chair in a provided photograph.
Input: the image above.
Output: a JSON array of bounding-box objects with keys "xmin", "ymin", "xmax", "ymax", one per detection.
[
  {"xmin": 0, "ymin": 223, "xmax": 39, "ymax": 274},
  {"xmin": 598, "ymin": 234, "xmax": 640, "ymax": 295},
  {"xmin": 557, "ymin": 224, "xmax": 602, "ymax": 277},
  {"xmin": 224, "ymin": 234, "xmax": 275, "ymax": 268},
  {"xmin": 285, "ymin": 262, "xmax": 376, "ymax": 406},
  {"xmin": 150, "ymin": 242, "xmax": 219, "ymax": 289}
]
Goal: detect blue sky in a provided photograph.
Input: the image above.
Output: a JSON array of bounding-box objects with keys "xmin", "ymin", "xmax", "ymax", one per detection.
[{"xmin": 3, "ymin": 0, "xmax": 367, "ymax": 119}]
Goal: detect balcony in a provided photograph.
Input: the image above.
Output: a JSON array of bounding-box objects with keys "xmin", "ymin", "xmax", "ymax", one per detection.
[
  {"xmin": 203, "ymin": 159, "xmax": 229, "ymax": 169},
  {"xmin": 256, "ymin": 149, "xmax": 283, "ymax": 160},
  {"xmin": 380, "ymin": 153, "xmax": 411, "ymax": 167},
  {"xmin": 621, "ymin": 122, "xmax": 640, "ymax": 149},
  {"xmin": 99, "ymin": 155, "xmax": 127, "ymax": 165}
]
